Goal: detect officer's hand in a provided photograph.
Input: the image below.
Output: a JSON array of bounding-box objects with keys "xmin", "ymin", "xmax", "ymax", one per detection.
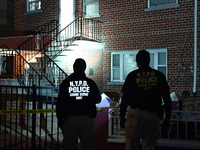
[
  {"xmin": 58, "ymin": 118, "xmax": 65, "ymax": 129},
  {"xmin": 161, "ymin": 118, "xmax": 170, "ymax": 134},
  {"xmin": 120, "ymin": 117, "xmax": 126, "ymax": 129}
]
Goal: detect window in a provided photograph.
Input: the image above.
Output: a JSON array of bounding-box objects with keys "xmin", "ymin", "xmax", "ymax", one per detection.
[
  {"xmin": 111, "ymin": 49, "xmax": 167, "ymax": 82},
  {"xmin": 148, "ymin": 0, "xmax": 178, "ymax": 7},
  {"xmin": 83, "ymin": 0, "xmax": 99, "ymax": 18},
  {"xmin": 27, "ymin": 0, "xmax": 41, "ymax": 12},
  {"xmin": 145, "ymin": 0, "xmax": 179, "ymax": 11}
]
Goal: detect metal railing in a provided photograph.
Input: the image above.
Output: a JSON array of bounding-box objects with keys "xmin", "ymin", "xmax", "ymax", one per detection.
[
  {"xmin": 7, "ymin": 17, "xmax": 103, "ymax": 87},
  {"xmin": 16, "ymin": 20, "xmax": 63, "ymax": 87},
  {"xmin": 42, "ymin": 17, "xmax": 103, "ymax": 60},
  {"xmin": 0, "ymin": 85, "xmax": 62, "ymax": 150},
  {"xmin": 17, "ymin": 20, "xmax": 59, "ymax": 65},
  {"xmin": 108, "ymin": 109, "xmax": 200, "ymax": 149}
]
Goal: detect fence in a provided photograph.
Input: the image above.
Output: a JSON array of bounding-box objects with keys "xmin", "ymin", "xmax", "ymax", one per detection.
[
  {"xmin": 2, "ymin": 85, "xmax": 200, "ymax": 149},
  {"xmin": 0, "ymin": 85, "xmax": 62, "ymax": 150},
  {"xmin": 108, "ymin": 107, "xmax": 200, "ymax": 149}
]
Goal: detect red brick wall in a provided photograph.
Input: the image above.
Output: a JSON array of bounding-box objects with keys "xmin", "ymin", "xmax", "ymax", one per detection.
[
  {"xmin": 97, "ymin": 0, "xmax": 200, "ymax": 98},
  {"xmin": 75, "ymin": 0, "xmax": 200, "ymax": 98},
  {"xmin": 82, "ymin": 46, "xmax": 103, "ymax": 92},
  {"xmin": 12, "ymin": 1, "xmax": 200, "ymax": 97},
  {"xmin": 14, "ymin": 0, "xmax": 59, "ymax": 35},
  {"xmin": 62, "ymin": 42, "xmax": 103, "ymax": 92}
]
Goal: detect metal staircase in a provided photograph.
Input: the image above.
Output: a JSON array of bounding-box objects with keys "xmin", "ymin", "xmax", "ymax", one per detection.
[{"xmin": 0, "ymin": 17, "xmax": 103, "ymax": 88}]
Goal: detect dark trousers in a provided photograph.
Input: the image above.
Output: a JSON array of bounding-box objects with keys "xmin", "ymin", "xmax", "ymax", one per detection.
[{"xmin": 63, "ymin": 115, "xmax": 94, "ymax": 150}]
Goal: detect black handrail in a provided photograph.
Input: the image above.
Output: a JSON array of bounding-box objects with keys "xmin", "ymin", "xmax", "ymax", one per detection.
[
  {"xmin": 15, "ymin": 20, "xmax": 62, "ymax": 87},
  {"xmin": 42, "ymin": 17, "xmax": 103, "ymax": 60},
  {"xmin": 1, "ymin": 17, "xmax": 103, "ymax": 87},
  {"xmin": 35, "ymin": 17, "xmax": 103, "ymax": 87}
]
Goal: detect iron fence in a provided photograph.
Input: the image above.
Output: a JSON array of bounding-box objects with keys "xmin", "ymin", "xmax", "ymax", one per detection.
[
  {"xmin": 108, "ymin": 107, "xmax": 200, "ymax": 149},
  {"xmin": 4, "ymin": 85, "xmax": 199, "ymax": 149},
  {"xmin": 0, "ymin": 85, "xmax": 62, "ymax": 150}
]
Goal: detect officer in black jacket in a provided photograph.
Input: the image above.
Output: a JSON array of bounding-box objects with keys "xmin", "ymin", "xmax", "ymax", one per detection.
[
  {"xmin": 120, "ymin": 50, "xmax": 172, "ymax": 150},
  {"xmin": 56, "ymin": 58, "xmax": 101, "ymax": 150}
]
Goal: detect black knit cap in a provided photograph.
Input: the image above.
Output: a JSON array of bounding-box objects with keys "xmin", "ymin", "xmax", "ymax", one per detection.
[
  {"xmin": 73, "ymin": 58, "xmax": 86, "ymax": 72},
  {"xmin": 136, "ymin": 49, "xmax": 150, "ymax": 66}
]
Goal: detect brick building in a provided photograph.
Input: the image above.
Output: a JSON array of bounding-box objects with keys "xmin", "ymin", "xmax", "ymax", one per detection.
[
  {"xmin": 100, "ymin": 0, "xmax": 199, "ymax": 100},
  {"xmin": 0, "ymin": 0, "xmax": 199, "ymax": 97},
  {"xmin": 0, "ymin": 0, "xmax": 200, "ymax": 149}
]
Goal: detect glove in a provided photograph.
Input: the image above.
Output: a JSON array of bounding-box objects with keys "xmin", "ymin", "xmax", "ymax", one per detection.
[
  {"xmin": 58, "ymin": 118, "xmax": 65, "ymax": 129},
  {"xmin": 120, "ymin": 117, "xmax": 126, "ymax": 129},
  {"xmin": 161, "ymin": 118, "xmax": 170, "ymax": 134}
]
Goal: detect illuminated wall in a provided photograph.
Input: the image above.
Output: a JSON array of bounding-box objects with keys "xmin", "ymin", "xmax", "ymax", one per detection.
[{"xmin": 54, "ymin": 40, "xmax": 104, "ymax": 92}]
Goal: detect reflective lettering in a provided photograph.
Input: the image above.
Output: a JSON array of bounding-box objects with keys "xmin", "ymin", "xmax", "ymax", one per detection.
[{"xmin": 136, "ymin": 77, "xmax": 158, "ymax": 84}]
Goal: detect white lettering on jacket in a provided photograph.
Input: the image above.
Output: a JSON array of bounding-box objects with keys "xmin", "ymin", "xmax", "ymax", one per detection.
[{"xmin": 68, "ymin": 80, "xmax": 90, "ymax": 100}]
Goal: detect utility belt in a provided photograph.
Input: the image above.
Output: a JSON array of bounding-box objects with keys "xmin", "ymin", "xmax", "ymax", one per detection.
[{"xmin": 131, "ymin": 107, "xmax": 157, "ymax": 113}]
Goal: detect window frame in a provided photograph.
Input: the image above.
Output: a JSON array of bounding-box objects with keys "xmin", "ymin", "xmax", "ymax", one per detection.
[
  {"xmin": 26, "ymin": 0, "xmax": 41, "ymax": 12},
  {"xmin": 110, "ymin": 49, "xmax": 167, "ymax": 83},
  {"xmin": 145, "ymin": 0, "xmax": 179, "ymax": 11},
  {"xmin": 83, "ymin": 0, "xmax": 100, "ymax": 18}
]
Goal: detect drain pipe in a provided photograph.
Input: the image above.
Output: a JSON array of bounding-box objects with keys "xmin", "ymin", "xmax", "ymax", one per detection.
[{"xmin": 193, "ymin": 0, "xmax": 198, "ymax": 96}]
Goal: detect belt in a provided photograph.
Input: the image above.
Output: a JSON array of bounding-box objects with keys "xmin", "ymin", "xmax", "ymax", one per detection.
[{"xmin": 131, "ymin": 107, "xmax": 156, "ymax": 113}]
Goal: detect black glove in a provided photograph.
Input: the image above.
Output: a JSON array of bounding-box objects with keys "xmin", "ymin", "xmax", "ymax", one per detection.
[
  {"xmin": 58, "ymin": 118, "xmax": 65, "ymax": 129},
  {"xmin": 120, "ymin": 117, "xmax": 126, "ymax": 129},
  {"xmin": 161, "ymin": 118, "xmax": 170, "ymax": 134}
]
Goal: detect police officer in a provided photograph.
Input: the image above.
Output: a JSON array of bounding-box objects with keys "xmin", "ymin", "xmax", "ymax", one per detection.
[
  {"xmin": 120, "ymin": 50, "xmax": 172, "ymax": 150},
  {"xmin": 56, "ymin": 58, "xmax": 101, "ymax": 150}
]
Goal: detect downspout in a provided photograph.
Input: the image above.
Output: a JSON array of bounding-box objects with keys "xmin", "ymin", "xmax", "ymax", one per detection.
[
  {"xmin": 59, "ymin": 0, "xmax": 61, "ymax": 27},
  {"xmin": 193, "ymin": 0, "xmax": 198, "ymax": 95}
]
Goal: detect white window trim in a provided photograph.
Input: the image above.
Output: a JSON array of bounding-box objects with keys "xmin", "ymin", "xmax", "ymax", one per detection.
[
  {"xmin": 145, "ymin": 0, "xmax": 180, "ymax": 11},
  {"xmin": 83, "ymin": 0, "xmax": 100, "ymax": 18},
  {"xmin": 110, "ymin": 49, "xmax": 167, "ymax": 83}
]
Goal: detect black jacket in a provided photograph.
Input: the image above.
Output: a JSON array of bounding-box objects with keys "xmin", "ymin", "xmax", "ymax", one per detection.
[
  {"xmin": 56, "ymin": 72, "xmax": 101, "ymax": 119},
  {"xmin": 120, "ymin": 66, "xmax": 172, "ymax": 120}
]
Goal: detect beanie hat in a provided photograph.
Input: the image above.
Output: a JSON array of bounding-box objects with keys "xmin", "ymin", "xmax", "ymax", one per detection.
[
  {"xmin": 73, "ymin": 58, "xmax": 86, "ymax": 72},
  {"xmin": 136, "ymin": 50, "xmax": 150, "ymax": 66}
]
